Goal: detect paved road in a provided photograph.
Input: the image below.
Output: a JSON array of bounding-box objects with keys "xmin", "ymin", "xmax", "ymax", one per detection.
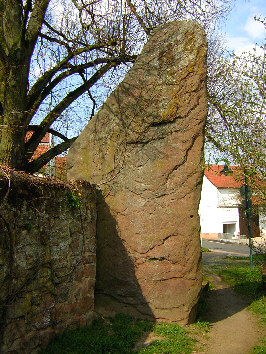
[
  {"xmin": 202, "ymin": 239, "xmax": 250, "ymax": 257},
  {"xmin": 202, "ymin": 239, "xmax": 253, "ymax": 271}
]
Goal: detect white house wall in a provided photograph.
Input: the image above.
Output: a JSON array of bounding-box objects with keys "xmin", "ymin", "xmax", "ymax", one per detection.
[
  {"xmin": 217, "ymin": 207, "xmax": 240, "ymax": 235},
  {"xmin": 199, "ymin": 176, "xmax": 219, "ymax": 235},
  {"xmin": 259, "ymin": 211, "xmax": 266, "ymax": 236},
  {"xmin": 199, "ymin": 176, "xmax": 240, "ymax": 239},
  {"xmin": 217, "ymin": 188, "xmax": 240, "ymax": 207}
]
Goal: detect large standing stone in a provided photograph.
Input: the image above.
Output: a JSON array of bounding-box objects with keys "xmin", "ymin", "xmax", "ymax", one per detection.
[{"xmin": 67, "ymin": 21, "xmax": 207, "ymax": 324}]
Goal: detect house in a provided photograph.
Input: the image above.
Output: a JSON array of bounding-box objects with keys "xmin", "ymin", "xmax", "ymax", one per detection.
[
  {"xmin": 26, "ymin": 131, "xmax": 66, "ymax": 179},
  {"xmin": 199, "ymin": 165, "xmax": 265, "ymax": 240},
  {"xmin": 26, "ymin": 131, "xmax": 51, "ymax": 160}
]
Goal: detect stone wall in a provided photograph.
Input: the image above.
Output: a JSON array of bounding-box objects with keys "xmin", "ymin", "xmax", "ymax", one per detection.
[
  {"xmin": 0, "ymin": 168, "xmax": 96, "ymax": 353},
  {"xmin": 67, "ymin": 21, "xmax": 207, "ymax": 324}
]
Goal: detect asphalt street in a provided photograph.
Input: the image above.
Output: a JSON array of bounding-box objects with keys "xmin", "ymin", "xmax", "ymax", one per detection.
[
  {"xmin": 201, "ymin": 239, "xmax": 252, "ymax": 270},
  {"xmin": 202, "ymin": 239, "xmax": 250, "ymax": 257}
]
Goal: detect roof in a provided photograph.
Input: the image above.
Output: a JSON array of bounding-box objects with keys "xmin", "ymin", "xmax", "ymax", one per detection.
[
  {"xmin": 31, "ymin": 145, "xmax": 49, "ymax": 160},
  {"xmin": 26, "ymin": 131, "xmax": 50, "ymax": 143},
  {"xmin": 55, "ymin": 156, "xmax": 66, "ymax": 168},
  {"xmin": 204, "ymin": 165, "xmax": 244, "ymax": 188}
]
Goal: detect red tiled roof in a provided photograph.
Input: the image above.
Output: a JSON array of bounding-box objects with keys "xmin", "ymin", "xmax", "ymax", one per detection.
[
  {"xmin": 31, "ymin": 145, "xmax": 49, "ymax": 161},
  {"xmin": 204, "ymin": 165, "xmax": 244, "ymax": 188},
  {"xmin": 55, "ymin": 156, "xmax": 66, "ymax": 168},
  {"xmin": 26, "ymin": 131, "xmax": 50, "ymax": 143}
]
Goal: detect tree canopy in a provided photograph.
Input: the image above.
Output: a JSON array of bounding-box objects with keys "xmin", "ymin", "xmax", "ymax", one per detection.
[
  {"xmin": 0, "ymin": 0, "xmax": 232, "ymax": 173},
  {"xmin": 207, "ymin": 21, "xmax": 265, "ymax": 197}
]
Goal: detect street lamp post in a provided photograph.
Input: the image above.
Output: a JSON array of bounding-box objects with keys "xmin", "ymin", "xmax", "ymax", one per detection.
[{"xmin": 240, "ymin": 175, "xmax": 253, "ymax": 269}]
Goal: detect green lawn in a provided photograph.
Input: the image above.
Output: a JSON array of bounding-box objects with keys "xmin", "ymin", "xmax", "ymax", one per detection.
[
  {"xmin": 42, "ymin": 257, "xmax": 265, "ymax": 353},
  {"xmin": 216, "ymin": 262, "xmax": 265, "ymax": 319},
  {"xmin": 41, "ymin": 313, "xmax": 203, "ymax": 354}
]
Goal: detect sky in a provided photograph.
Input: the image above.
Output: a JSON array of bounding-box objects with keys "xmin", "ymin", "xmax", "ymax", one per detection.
[
  {"xmin": 205, "ymin": 0, "xmax": 265, "ymax": 165},
  {"xmin": 220, "ymin": 0, "xmax": 266, "ymax": 55}
]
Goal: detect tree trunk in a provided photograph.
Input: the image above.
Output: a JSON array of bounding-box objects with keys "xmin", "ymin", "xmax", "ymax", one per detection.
[
  {"xmin": 0, "ymin": 0, "xmax": 30, "ymax": 170},
  {"xmin": 0, "ymin": 56, "xmax": 30, "ymax": 170}
]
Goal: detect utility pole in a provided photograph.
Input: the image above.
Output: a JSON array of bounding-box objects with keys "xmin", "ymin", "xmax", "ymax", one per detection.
[{"xmin": 240, "ymin": 175, "xmax": 253, "ymax": 269}]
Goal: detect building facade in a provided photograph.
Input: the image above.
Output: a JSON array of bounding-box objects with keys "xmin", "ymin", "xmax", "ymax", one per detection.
[{"xmin": 199, "ymin": 165, "xmax": 265, "ymax": 240}]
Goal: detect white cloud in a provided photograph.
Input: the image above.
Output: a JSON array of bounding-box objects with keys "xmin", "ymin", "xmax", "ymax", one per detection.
[
  {"xmin": 225, "ymin": 34, "xmax": 265, "ymax": 56},
  {"xmin": 225, "ymin": 14, "xmax": 265, "ymax": 55},
  {"xmin": 243, "ymin": 16, "xmax": 266, "ymax": 39},
  {"xmin": 225, "ymin": 36, "xmax": 253, "ymax": 54}
]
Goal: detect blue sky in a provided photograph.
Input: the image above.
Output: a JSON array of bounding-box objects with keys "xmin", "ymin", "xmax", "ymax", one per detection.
[{"xmin": 221, "ymin": 0, "xmax": 266, "ymax": 54}]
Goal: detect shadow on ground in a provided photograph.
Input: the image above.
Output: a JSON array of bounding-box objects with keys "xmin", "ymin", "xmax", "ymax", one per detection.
[
  {"xmin": 199, "ymin": 285, "xmax": 251, "ymax": 323},
  {"xmin": 200, "ymin": 252, "xmax": 257, "ymax": 323}
]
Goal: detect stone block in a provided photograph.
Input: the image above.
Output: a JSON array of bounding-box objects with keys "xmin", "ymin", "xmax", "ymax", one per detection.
[{"xmin": 68, "ymin": 21, "xmax": 207, "ymax": 323}]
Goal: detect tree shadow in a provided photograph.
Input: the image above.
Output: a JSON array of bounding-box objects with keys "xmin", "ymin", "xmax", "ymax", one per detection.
[{"xmin": 94, "ymin": 190, "xmax": 155, "ymax": 322}]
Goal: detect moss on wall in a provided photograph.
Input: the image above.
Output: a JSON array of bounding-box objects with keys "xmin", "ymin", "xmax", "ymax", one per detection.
[{"xmin": 0, "ymin": 167, "xmax": 97, "ymax": 353}]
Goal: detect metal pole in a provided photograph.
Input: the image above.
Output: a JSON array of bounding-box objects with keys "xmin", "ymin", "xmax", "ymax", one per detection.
[
  {"xmin": 244, "ymin": 173, "xmax": 253, "ymax": 269},
  {"xmin": 247, "ymin": 203, "xmax": 253, "ymax": 269}
]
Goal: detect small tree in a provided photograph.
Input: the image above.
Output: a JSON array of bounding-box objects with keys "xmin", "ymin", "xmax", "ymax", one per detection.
[
  {"xmin": 0, "ymin": 0, "xmax": 232, "ymax": 173},
  {"xmin": 207, "ymin": 22, "xmax": 265, "ymax": 199}
]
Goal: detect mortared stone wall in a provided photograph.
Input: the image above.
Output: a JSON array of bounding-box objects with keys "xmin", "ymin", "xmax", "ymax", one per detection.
[{"xmin": 0, "ymin": 168, "xmax": 96, "ymax": 353}]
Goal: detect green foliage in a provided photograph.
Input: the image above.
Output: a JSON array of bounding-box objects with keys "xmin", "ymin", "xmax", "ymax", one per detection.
[
  {"xmin": 251, "ymin": 338, "xmax": 266, "ymax": 354},
  {"xmin": 139, "ymin": 323, "xmax": 195, "ymax": 354},
  {"xmin": 251, "ymin": 241, "xmax": 266, "ymax": 266},
  {"xmin": 201, "ymin": 247, "xmax": 211, "ymax": 253},
  {"xmin": 42, "ymin": 313, "xmax": 200, "ymax": 354},
  {"xmin": 192, "ymin": 320, "xmax": 211, "ymax": 332},
  {"xmin": 24, "ymin": 222, "xmax": 33, "ymax": 232},
  {"xmin": 226, "ymin": 255, "xmax": 266, "ymax": 265},
  {"xmin": 207, "ymin": 39, "xmax": 266, "ymax": 197},
  {"xmin": 42, "ymin": 314, "xmax": 153, "ymax": 353},
  {"xmin": 66, "ymin": 189, "xmax": 82, "ymax": 209}
]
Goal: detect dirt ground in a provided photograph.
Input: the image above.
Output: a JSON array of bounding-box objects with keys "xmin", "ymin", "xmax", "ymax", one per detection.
[{"xmin": 197, "ymin": 273, "xmax": 263, "ymax": 354}]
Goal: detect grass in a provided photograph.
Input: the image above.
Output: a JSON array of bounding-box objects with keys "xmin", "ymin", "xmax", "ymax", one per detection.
[
  {"xmin": 42, "ymin": 257, "xmax": 265, "ymax": 353},
  {"xmin": 251, "ymin": 338, "xmax": 266, "ymax": 354},
  {"xmin": 201, "ymin": 247, "xmax": 211, "ymax": 252},
  {"xmin": 226, "ymin": 254, "xmax": 265, "ymax": 265},
  {"xmin": 41, "ymin": 313, "xmax": 201, "ymax": 353},
  {"xmin": 42, "ymin": 313, "xmax": 152, "ymax": 353},
  {"xmin": 139, "ymin": 323, "xmax": 196, "ymax": 353},
  {"xmin": 216, "ymin": 264, "xmax": 265, "ymax": 318}
]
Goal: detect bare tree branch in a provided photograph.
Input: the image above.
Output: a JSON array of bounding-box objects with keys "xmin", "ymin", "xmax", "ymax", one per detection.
[
  {"xmin": 26, "ymin": 54, "xmax": 137, "ymax": 122},
  {"xmin": 25, "ymin": 136, "xmax": 77, "ymax": 173},
  {"xmin": 39, "ymin": 32, "xmax": 71, "ymax": 52},
  {"xmin": 21, "ymin": 0, "xmax": 33, "ymax": 43},
  {"xmin": 28, "ymin": 125, "xmax": 70, "ymax": 142},
  {"xmin": 43, "ymin": 19, "xmax": 87, "ymax": 47},
  {"xmin": 125, "ymin": 0, "xmax": 151, "ymax": 36},
  {"xmin": 26, "ymin": 40, "xmax": 119, "ymax": 111},
  {"xmin": 26, "ymin": 0, "xmax": 50, "ymax": 53},
  {"xmin": 25, "ymin": 62, "xmax": 117, "ymax": 159}
]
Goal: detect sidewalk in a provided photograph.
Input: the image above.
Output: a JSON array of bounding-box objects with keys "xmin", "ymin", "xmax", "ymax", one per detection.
[{"xmin": 205, "ymin": 236, "xmax": 265, "ymax": 246}]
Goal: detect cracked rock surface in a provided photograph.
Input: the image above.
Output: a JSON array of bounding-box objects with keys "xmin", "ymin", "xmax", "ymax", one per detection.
[{"xmin": 67, "ymin": 20, "xmax": 207, "ymax": 324}]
